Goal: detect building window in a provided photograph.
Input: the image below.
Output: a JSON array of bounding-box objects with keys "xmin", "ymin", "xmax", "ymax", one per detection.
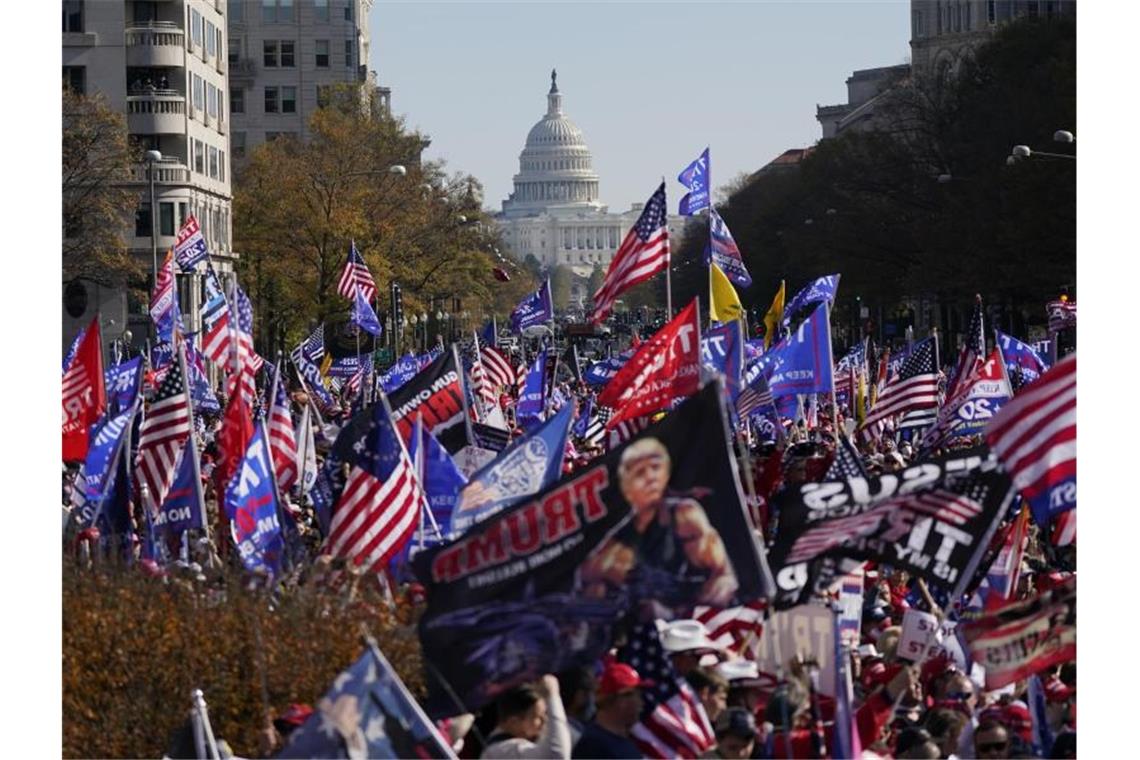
[
  {"xmin": 220, "ymin": 151, "xmax": 226, "ymax": 183},
  {"xmin": 228, "ymin": 0, "xmax": 243, "ymax": 21},
  {"xmin": 232, "ymin": 132, "xmax": 246, "ymax": 158},
  {"xmin": 345, "ymin": 2, "xmax": 353, "ymax": 20},
  {"xmin": 987, "ymin": 0, "xmax": 996, "ymax": 24},
  {"xmin": 280, "ymin": 40, "xmax": 295, "ymax": 67},
  {"xmin": 192, "ymin": 74, "xmax": 203, "ymax": 111},
  {"xmin": 179, "ymin": 202, "xmax": 189, "ymax": 227},
  {"xmin": 279, "ymin": 0, "xmax": 294, "ymax": 21},
  {"xmin": 195, "ymin": 139, "xmax": 205, "ymax": 173},
  {"xmin": 314, "ymin": 0, "xmax": 328, "ymax": 21},
  {"xmin": 62, "ymin": 0, "xmax": 84, "ymax": 32},
  {"xmin": 229, "ymin": 37, "xmax": 241, "ymax": 65},
  {"xmin": 315, "ymin": 39, "xmax": 329, "ymax": 67},
  {"xmin": 281, "ymin": 86, "xmax": 296, "ymax": 113},
  {"xmin": 209, "ymin": 147, "xmax": 219, "ymax": 179},
  {"xmin": 262, "ymin": 0, "xmax": 276, "ymax": 22},
  {"xmin": 160, "ymin": 202, "xmax": 176, "ymax": 236},
  {"xmin": 62, "ymin": 66, "xmax": 86, "ymax": 94},
  {"xmin": 216, "ymin": 28, "xmax": 224, "ymax": 61},
  {"xmin": 345, "ymin": 40, "xmax": 353, "ymax": 67},
  {"xmin": 231, "ymin": 88, "xmax": 244, "ymax": 113},
  {"xmin": 265, "ymin": 86, "xmax": 279, "ymax": 113},
  {"xmin": 191, "ymin": 8, "xmax": 202, "ymax": 45},
  {"xmin": 207, "ymin": 83, "xmax": 218, "ymax": 117},
  {"xmin": 217, "ymin": 86, "xmax": 226, "ymax": 124},
  {"xmin": 206, "ymin": 20, "xmax": 216, "ymax": 57},
  {"xmin": 135, "ymin": 203, "xmax": 152, "ymax": 237},
  {"xmin": 263, "ymin": 39, "xmax": 278, "ymax": 66}
]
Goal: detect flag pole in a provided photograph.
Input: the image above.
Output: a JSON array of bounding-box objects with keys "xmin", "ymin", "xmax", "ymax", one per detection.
[
  {"xmin": 415, "ymin": 413, "xmax": 425, "ymax": 551},
  {"xmin": 826, "ymin": 302, "xmax": 839, "ymax": 444},
  {"xmin": 664, "ymin": 176, "xmax": 673, "ymax": 318},
  {"xmin": 176, "ymin": 339, "xmax": 214, "ymax": 562}
]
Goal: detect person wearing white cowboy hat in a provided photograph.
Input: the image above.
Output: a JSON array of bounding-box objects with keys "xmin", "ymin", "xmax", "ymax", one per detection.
[
  {"xmin": 717, "ymin": 660, "xmax": 778, "ymax": 717},
  {"xmin": 659, "ymin": 619, "xmax": 724, "ymax": 676}
]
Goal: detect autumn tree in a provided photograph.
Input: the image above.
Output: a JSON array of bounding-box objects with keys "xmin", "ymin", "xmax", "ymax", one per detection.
[
  {"xmin": 233, "ymin": 89, "xmax": 536, "ymax": 354},
  {"xmin": 549, "ymin": 264, "xmax": 574, "ymax": 309},
  {"xmin": 62, "ymin": 89, "xmax": 143, "ymax": 288}
]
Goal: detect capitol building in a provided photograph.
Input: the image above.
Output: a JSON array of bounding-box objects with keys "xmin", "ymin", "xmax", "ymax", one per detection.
[{"xmin": 495, "ymin": 71, "xmax": 691, "ymax": 307}]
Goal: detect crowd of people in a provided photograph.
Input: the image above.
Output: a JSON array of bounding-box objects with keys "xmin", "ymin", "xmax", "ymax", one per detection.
[{"xmin": 61, "ymin": 330, "xmax": 1076, "ymax": 760}]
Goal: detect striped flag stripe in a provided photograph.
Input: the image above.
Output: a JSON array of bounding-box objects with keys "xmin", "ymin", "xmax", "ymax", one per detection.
[
  {"xmin": 328, "ymin": 462, "xmax": 414, "ymax": 555},
  {"xmin": 593, "ymin": 236, "xmax": 668, "ymax": 314}
]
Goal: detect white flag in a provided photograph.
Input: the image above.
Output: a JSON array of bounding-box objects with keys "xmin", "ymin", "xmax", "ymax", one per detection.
[{"xmin": 295, "ymin": 406, "xmax": 318, "ymax": 496}]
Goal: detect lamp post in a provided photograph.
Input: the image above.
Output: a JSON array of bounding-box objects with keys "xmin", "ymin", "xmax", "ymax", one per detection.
[
  {"xmin": 1008, "ymin": 131, "xmax": 1076, "ymax": 163},
  {"xmin": 420, "ymin": 312, "xmax": 428, "ymax": 352},
  {"xmin": 145, "ymin": 149, "xmax": 162, "ymax": 287}
]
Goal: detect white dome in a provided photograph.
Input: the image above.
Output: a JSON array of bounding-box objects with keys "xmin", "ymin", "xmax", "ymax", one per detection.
[{"xmin": 501, "ymin": 70, "xmax": 604, "ymax": 219}]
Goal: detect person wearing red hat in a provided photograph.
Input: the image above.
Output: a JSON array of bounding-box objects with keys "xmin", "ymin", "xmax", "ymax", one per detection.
[
  {"xmin": 1043, "ymin": 675, "xmax": 1076, "ymax": 736},
  {"xmin": 571, "ymin": 662, "xmax": 651, "ymax": 759}
]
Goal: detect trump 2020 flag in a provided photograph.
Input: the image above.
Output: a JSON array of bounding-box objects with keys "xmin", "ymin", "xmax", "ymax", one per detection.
[
  {"xmin": 407, "ymin": 420, "xmax": 468, "ymax": 544},
  {"xmin": 782, "ymin": 274, "xmax": 841, "ymax": 327},
  {"xmin": 450, "ymin": 402, "xmax": 574, "ymax": 534},
  {"xmin": 351, "ymin": 287, "xmax": 383, "ymax": 336},
  {"xmin": 380, "ymin": 353, "xmax": 421, "ymax": 394},
  {"xmin": 154, "ymin": 436, "xmax": 206, "ymax": 536},
  {"xmin": 678, "ymin": 147, "xmax": 710, "ymax": 216},
  {"xmin": 996, "ymin": 330, "xmax": 1051, "ymax": 386},
  {"xmin": 224, "ymin": 425, "xmax": 284, "ymax": 575},
  {"xmin": 701, "ymin": 320, "xmax": 744, "ymax": 407},
  {"xmin": 63, "ymin": 316, "xmax": 106, "ymax": 462},
  {"xmin": 173, "ymin": 214, "xmax": 209, "ymax": 271},
  {"xmin": 104, "ymin": 357, "xmax": 142, "ymax": 416},
  {"xmin": 150, "ymin": 250, "xmax": 179, "ymax": 344},
  {"xmin": 510, "ymin": 279, "xmax": 553, "ymax": 334},
  {"xmin": 516, "ymin": 352, "xmax": 547, "ymax": 429},
  {"xmin": 765, "ymin": 302, "xmax": 835, "ymax": 398},
  {"xmin": 279, "ymin": 644, "xmax": 456, "ymax": 759},
  {"xmin": 706, "ymin": 207, "xmax": 752, "ymax": 287}
]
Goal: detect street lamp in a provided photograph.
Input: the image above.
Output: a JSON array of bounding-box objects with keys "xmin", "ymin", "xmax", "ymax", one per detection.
[
  {"xmin": 144, "ymin": 149, "xmax": 162, "ymax": 288},
  {"xmin": 389, "ymin": 164, "xmax": 407, "ymax": 175},
  {"xmin": 1054, "ymin": 130, "xmax": 1075, "ymax": 144}
]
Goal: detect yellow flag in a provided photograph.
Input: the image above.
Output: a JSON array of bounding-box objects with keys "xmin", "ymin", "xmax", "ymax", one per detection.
[
  {"xmin": 319, "ymin": 353, "xmax": 333, "ymax": 382},
  {"xmin": 709, "ymin": 263, "xmax": 744, "ymax": 324},
  {"xmin": 855, "ymin": 367, "xmax": 867, "ymax": 427},
  {"xmin": 762, "ymin": 280, "xmax": 786, "ymax": 348}
]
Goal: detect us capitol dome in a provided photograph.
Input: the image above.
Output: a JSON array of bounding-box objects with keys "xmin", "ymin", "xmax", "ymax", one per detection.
[{"xmin": 495, "ymin": 70, "xmax": 689, "ymax": 307}]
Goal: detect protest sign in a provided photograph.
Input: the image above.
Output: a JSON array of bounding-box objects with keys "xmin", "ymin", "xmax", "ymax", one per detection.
[
  {"xmin": 897, "ymin": 609, "xmax": 968, "ymax": 671},
  {"xmin": 753, "ymin": 604, "xmax": 836, "ymax": 697}
]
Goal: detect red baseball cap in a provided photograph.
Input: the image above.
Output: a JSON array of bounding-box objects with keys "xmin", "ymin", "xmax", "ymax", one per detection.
[
  {"xmin": 598, "ymin": 662, "xmax": 655, "ymax": 698},
  {"xmin": 1044, "ymin": 676, "xmax": 1075, "ymax": 704}
]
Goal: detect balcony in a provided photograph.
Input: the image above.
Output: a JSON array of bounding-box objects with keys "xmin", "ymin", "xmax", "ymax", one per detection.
[
  {"xmin": 127, "ymin": 91, "xmax": 186, "ymax": 135},
  {"xmin": 125, "ymin": 23, "xmax": 185, "ymax": 68},
  {"xmin": 228, "ymin": 57, "xmax": 258, "ymax": 83},
  {"xmin": 129, "ymin": 158, "xmax": 191, "ymax": 185}
]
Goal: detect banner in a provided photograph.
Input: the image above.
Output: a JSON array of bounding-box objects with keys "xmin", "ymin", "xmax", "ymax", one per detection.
[
  {"xmin": 782, "ymin": 274, "xmax": 840, "ymax": 327},
  {"xmin": 701, "ymin": 320, "xmax": 743, "ymax": 406},
  {"xmin": 949, "ymin": 349, "xmax": 1013, "ymax": 436},
  {"xmin": 677, "ymin": 147, "xmax": 710, "ymax": 216},
  {"xmin": 413, "ymin": 382, "xmax": 773, "ymax": 716},
  {"xmin": 450, "ymin": 403, "xmax": 574, "ymax": 534},
  {"xmin": 515, "ymin": 351, "xmax": 547, "ymax": 429},
  {"xmin": 509, "ymin": 280, "xmax": 554, "ymax": 334},
  {"xmin": 962, "ymin": 577, "xmax": 1076, "ymax": 690},
  {"xmin": 769, "ymin": 447, "xmax": 1013, "ymax": 597},
  {"xmin": 80, "ymin": 406, "xmax": 135, "ymax": 523},
  {"xmin": 763, "ymin": 302, "xmax": 834, "ymax": 399},
  {"xmin": 224, "ymin": 426, "xmax": 284, "ymax": 575},
  {"xmin": 584, "ymin": 346, "xmax": 636, "ymax": 386},
  {"xmin": 753, "ymin": 604, "xmax": 836, "ymax": 697},
  {"xmin": 328, "ymin": 354, "xmax": 371, "ymax": 380},
  {"xmin": 996, "ymin": 331, "xmax": 1050, "ymax": 386},
  {"xmin": 380, "ymin": 353, "xmax": 421, "ymax": 393},
  {"xmin": 104, "ymin": 357, "xmax": 142, "ymax": 416},
  {"xmin": 597, "ymin": 300, "xmax": 701, "ymax": 429}
]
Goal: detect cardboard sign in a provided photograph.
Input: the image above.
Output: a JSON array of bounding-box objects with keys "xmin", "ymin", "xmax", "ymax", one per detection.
[
  {"xmin": 753, "ymin": 604, "xmax": 836, "ymax": 697},
  {"xmin": 898, "ymin": 609, "xmax": 967, "ymax": 670},
  {"xmin": 835, "ymin": 569, "xmax": 864, "ymax": 649}
]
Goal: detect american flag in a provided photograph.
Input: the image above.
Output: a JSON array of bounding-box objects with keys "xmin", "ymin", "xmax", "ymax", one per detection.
[
  {"xmin": 607, "ymin": 415, "xmax": 651, "ymax": 450},
  {"xmin": 134, "ymin": 350, "xmax": 191, "ymax": 509},
  {"xmin": 617, "ymin": 622, "xmax": 715, "ymax": 758},
  {"xmin": 984, "ymin": 353, "xmax": 1075, "ymax": 508},
  {"xmin": 899, "ymin": 407, "xmax": 938, "ymax": 430},
  {"xmin": 226, "ymin": 284, "xmax": 260, "ymax": 408},
  {"xmin": 343, "ymin": 357, "xmax": 372, "ymax": 403},
  {"xmin": 1051, "ymin": 508, "xmax": 1076, "ymax": 547},
  {"xmin": 691, "ymin": 601, "xmax": 767, "ymax": 657},
  {"xmin": 326, "ymin": 402, "xmax": 426, "ymax": 574},
  {"xmin": 736, "ymin": 368, "xmax": 774, "ymax": 419},
  {"xmin": 515, "ymin": 360, "xmax": 527, "ymax": 397},
  {"xmin": 947, "ymin": 296, "xmax": 985, "ymax": 400},
  {"xmin": 859, "ymin": 337, "xmax": 938, "ymax": 440},
  {"xmin": 469, "ymin": 333, "xmax": 497, "ymax": 412},
  {"xmin": 268, "ymin": 373, "xmax": 298, "ymax": 492},
  {"xmin": 293, "ymin": 324, "xmax": 326, "ymax": 365},
  {"xmin": 336, "ymin": 240, "xmax": 377, "ymax": 302},
  {"xmin": 1046, "ymin": 300, "xmax": 1077, "ymax": 333},
  {"xmin": 825, "ymin": 434, "xmax": 868, "ymax": 480},
  {"xmin": 480, "ymin": 344, "xmax": 515, "ymax": 391},
  {"xmin": 582, "ymin": 405, "xmax": 613, "ymax": 447},
  {"xmin": 201, "ymin": 263, "xmax": 232, "ymax": 366},
  {"xmin": 785, "ymin": 485, "xmax": 986, "ymax": 565},
  {"xmin": 591, "ymin": 183, "xmax": 670, "ymax": 323}
]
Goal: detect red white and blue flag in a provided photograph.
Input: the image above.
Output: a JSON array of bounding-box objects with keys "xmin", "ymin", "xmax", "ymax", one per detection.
[
  {"xmin": 173, "ymin": 214, "xmax": 209, "ymax": 271},
  {"xmin": 134, "ymin": 345, "xmax": 191, "ymax": 508},
  {"xmin": 201, "ymin": 262, "xmax": 232, "ymax": 366},
  {"xmin": 62, "ymin": 316, "xmax": 106, "ymax": 462},
  {"xmin": 337, "ymin": 240, "xmax": 377, "ymax": 302},
  {"xmin": 326, "ymin": 400, "xmax": 426, "ymax": 574},
  {"xmin": 150, "ymin": 250, "xmax": 179, "ymax": 344},
  {"xmin": 985, "ymin": 353, "xmax": 1076, "ymax": 526},
  {"xmin": 591, "ymin": 183, "xmax": 670, "ymax": 323},
  {"xmin": 268, "ymin": 372, "xmax": 298, "ymax": 492}
]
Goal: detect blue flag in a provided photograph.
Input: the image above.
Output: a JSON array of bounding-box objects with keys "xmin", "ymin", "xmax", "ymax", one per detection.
[
  {"xmin": 480, "ymin": 317, "xmax": 498, "ymax": 349},
  {"xmin": 573, "ymin": 397, "xmax": 593, "ymax": 437},
  {"xmin": 584, "ymin": 346, "xmax": 636, "ymax": 386},
  {"xmin": 706, "ymin": 207, "xmax": 752, "ymax": 286},
  {"xmin": 151, "ymin": 341, "xmax": 175, "ymax": 374},
  {"xmin": 351, "ymin": 288, "xmax": 383, "ymax": 336},
  {"xmin": 279, "ymin": 646, "xmax": 456, "ymax": 759},
  {"xmin": 509, "ymin": 280, "xmax": 553, "ymax": 333},
  {"xmin": 765, "ymin": 302, "xmax": 835, "ymax": 398},
  {"xmin": 380, "ymin": 353, "xmax": 421, "ymax": 394},
  {"xmin": 224, "ymin": 425, "xmax": 284, "ymax": 575},
  {"xmin": 702, "ymin": 320, "xmax": 744, "ymax": 406},
  {"xmin": 515, "ymin": 352, "xmax": 547, "ymax": 429},
  {"xmin": 78, "ymin": 406, "xmax": 136, "ymax": 528},
  {"xmin": 450, "ymin": 402, "xmax": 574, "ymax": 534},
  {"xmin": 407, "ymin": 424, "xmax": 468, "ymax": 543},
  {"xmin": 782, "ymin": 274, "xmax": 842, "ymax": 327},
  {"xmin": 154, "ymin": 436, "xmax": 205, "ymax": 536},
  {"xmin": 996, "ymin": 330, "xmax": 1050, "ymax": 385},
  {"xmin": 329, "ymin": 354, "xmax": 370, "ymax": 379},
  {"xmin": 184, "ymin": 336, "xmax": 220, "ymax": 414},
  {"xmin": 63, "ymin": 324, "xmax": 87, "ymax": 374},
  {"xmin": 104, "ymin": 357, "xmax": 143, "ymax": 416},
  {"xmin": 677, "ymin": 147, "xmax": 710, "ymax": 216}
]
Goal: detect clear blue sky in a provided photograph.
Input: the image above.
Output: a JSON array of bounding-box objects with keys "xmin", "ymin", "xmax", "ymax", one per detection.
[{"xmin": 372, "ymin": 1, "xmax": 912, "ymax": 212}]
